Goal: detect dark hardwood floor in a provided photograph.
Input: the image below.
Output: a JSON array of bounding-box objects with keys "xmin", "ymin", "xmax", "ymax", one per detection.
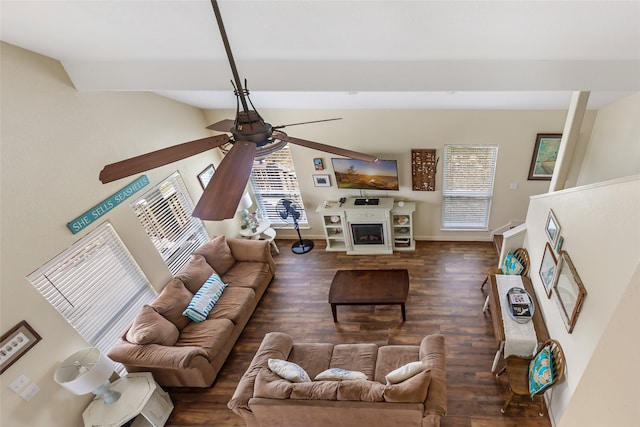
[{"xmin": 165, "ymin": 240, "xmax": 551, "ymax": 427}]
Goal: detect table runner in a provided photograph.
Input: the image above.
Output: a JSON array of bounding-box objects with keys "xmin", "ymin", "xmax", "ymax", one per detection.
[{"xmin": 496, "ymin": 275, "xmax": 537, "ymax": 358}]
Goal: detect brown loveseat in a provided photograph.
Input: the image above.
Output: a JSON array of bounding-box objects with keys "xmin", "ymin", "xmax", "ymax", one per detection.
[
  {"xmin": 228, "ymin": 332, "xmax": 447, "ymax": 427},
  {"xmin": 108, "ymin": 236, "xmax": 275, "ymax": 387}
]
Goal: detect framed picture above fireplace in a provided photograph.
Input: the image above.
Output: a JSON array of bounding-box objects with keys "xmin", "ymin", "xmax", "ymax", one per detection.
[{"xmin": 331, "ymin": 158, "xmax": 399, "ymax": 191}]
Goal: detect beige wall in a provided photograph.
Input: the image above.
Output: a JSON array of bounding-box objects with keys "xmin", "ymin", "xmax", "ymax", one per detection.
[
  {"xmin": 206, "ymin": 107, "xmax": 595, "ymax": 241},
  {"xmin": 0, "ymin": 43, "xmax": 230, "ymax": 427}
]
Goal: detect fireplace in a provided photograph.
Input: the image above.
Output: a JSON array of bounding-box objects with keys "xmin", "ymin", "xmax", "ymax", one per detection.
[{"xmin": 351, "ymin": 223, "xmax": 384, "ymax": 245}]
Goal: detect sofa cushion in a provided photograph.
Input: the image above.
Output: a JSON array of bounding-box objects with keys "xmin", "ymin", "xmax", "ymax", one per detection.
[
  {"xmin": 268, "ymin": 359, "xmax": 311, "ymax": 383},
  {"xmin": 126, "ymin": 305, "xmax": 179, "ymax": 346},
  {"xmin": 208, "ymin": 286, "xmax": 255, "ymax": 324},
  {"xmin": 151, "ymin": 278, "xmax": 193, "ymax": 330},
  {"xmin": 194, "ymin": 235, "xmax": 236, "ymax": 275},
  {"xmin": 182, "ymin": 273, "xmax": 227, "ymax": 323},
  {"xmin": 288, "ymin": 343, "xmax": 334, "ymax": 379},
  {"xmin": 254, "ymin": 368, "xmax": 294, "ymax": 399},
  {"xmin": 291, "ymin": 380, "xmax": 340, "ymax": 400},
  {"xmin": 330, "ymin": 343, "xmax": 378, "ymax": 380},
  {"xmin": 336, "ymin": 380, "xmax": 385, "ymax": 402},
  {"xmin": 374, "ymin": 345, "xmax": 420, "ymax": 384},
  {"xmin": 222, "ymin": 262, "xmax": 273, "ymax": 290},
  {"xmin": 383, "ymin": 369, "xmax": 431, "ymax": 403},
  {"xmin": 176, "ymin": 318, "xmax": 234, "ymax": 356},
  {"xmin": 176, "ymin": 254, "xmax": 215, "ymax": 293},
  {"xmin": 315, "ymin": 368, "xmax": 368, "ymax": 381},
  {"xmin": 385, "ymin": 361, "xmax": 424, "ymax": 385}
]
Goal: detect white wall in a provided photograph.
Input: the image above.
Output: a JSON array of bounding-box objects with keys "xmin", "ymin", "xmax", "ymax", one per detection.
[
  {"xmin": 525, "ymin": 176, "xmax": 640, "ymax": 425},
  {"xmin": 206, "ymin": 107, "xmax": 595, "ymax": 241},
  {"xmin": 577, "ymin": 93, "xmax": 640, "ymax": 186},
  {"xmin": 0, "ymin": 43, "xmax": 231, "ymax": 427}
]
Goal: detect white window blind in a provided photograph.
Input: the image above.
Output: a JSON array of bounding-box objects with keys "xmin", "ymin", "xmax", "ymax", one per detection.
[
  {"xmin": 27, "ymin": 222, "xmax": 156, "ymax": 371},
  {"xmin": 250, "ymin": 145, "xmax": 308, "ymax": 226},
  {"xmin": 131, "ymin": 171, "xmax": 209, "ymax": 274},
  {"xmin": 442, "ymin": 145, "xmax": 498, "ymax": 230}
]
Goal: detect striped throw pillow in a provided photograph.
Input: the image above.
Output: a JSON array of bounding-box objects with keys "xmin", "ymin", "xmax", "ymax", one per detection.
[{"xmin": 182, "ymin": 273, "xmax": 227, "ymax": 322}]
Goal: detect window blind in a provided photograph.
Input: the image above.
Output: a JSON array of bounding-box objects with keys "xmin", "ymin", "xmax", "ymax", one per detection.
[
  {"xmin": 131, "ymin": 171, "xmax": 209, "ymax": 274},
  {"xmin": 250, "ymin": 145, "xmax": 308, "ymax": 226},
  {"xmin": 442, "ymin": 145, "xmax": 498, "ymax": 230},
  {"xmin": 27, "ymin": 222, "xmax": 156, "ymax": 372}
]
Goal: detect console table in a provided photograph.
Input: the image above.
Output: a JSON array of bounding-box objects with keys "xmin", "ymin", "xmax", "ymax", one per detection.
[{"xmin": 486, "ymin": 275, "xmax": 549, "ymax": 372}]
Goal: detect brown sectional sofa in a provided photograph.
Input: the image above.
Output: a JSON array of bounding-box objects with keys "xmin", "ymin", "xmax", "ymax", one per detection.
[
  {"xmin": 107, "ymin": 236, "xmax": 275, "ymax": 388},
  {"xmin": 228, "ymin": 332, "xmax": 447, "ymax": 427}
]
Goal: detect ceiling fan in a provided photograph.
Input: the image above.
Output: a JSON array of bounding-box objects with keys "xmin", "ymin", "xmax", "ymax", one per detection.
[{"xmin": 99, "ymin": 0, "xmax": 377, "ymax": 221}]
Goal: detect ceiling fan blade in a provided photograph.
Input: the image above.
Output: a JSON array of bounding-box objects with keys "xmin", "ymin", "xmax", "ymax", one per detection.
[
  {"xmin": 99, "ymin": 134, "xmax": 230, "ymax": 183},
  {"xmin": 278, "ymin": 133, "xmax": 378, "ymax": 163},
  {"xmin": 206, "ymin": 119, "xmax": 235, "ymax": 133},
  {"xmin": 192, "ymin": 140, "xmax": 257, "ymax": 221},
  {"xmin": 272, "ymin": 118, "xmax": 342, "ymax": 130}
]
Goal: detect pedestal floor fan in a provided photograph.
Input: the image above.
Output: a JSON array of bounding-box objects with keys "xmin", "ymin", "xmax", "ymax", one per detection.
[{"xmin": 277, "ymin": 199, "xmax": 314, "ymax": 254}]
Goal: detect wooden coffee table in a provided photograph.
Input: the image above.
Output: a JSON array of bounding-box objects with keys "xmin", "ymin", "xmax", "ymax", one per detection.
[{"xmin": 328, "ymin": 269, "xmax": 409, "ymax": 322}]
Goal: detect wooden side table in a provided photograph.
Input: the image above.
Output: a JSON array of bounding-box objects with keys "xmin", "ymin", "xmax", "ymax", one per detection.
[{"xmin": 82, "ymin": 372, "xmax": 173, "ymax": 427}]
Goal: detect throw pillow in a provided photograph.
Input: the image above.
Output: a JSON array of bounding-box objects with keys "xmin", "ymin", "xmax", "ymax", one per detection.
[
  {"xmin": 126, "ymin": 305, "xmax": 179, "ymax": 346},
  {"xmin": 529, "ymin": 346, "xmax": 555, "ymax": 397},
  {"xmin": 176, "ymin": 254, "xmax": 215, "ymax": 294},
  {"xmin": 268, "ymin": 358, "xmax": 311, "ymax": 383},
  {"xmin": 315, "ymin": 368, "xmax": 368, "ymax": 381},
  {"xmin": 503, "ymin": 252, "xmax": 525, "ymax": 275},
  {"xmin": 182, "ymin": 273, "xmax": 227, "ymax": 322},
  {"xmin": 385, "ymin": 361, "xmax": 424, "ymax": 385},
  {"xmin": 151, "ymin": 278, "xmax": 193, "ymax": 330},
  {"xmin": 194, "ymin": 235, "xmax": 236, "ymax": 275}
]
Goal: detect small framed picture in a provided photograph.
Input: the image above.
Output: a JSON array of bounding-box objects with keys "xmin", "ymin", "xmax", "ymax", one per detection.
[
  {"xmin": 313, "ymin": 174, "xmax": 331, "ymax": 187},
  {"xmin": 313, "ymin": 158, "xmax": 324, "ymax": 170},
  {"xmin": 545, "ymin": 209, "xmax": 561, "ymax": 247},
  {"xmin": 1, "ymin": 321, "xmax": 42, "ymax": 374},
  {"xmin": 197, "ymin": 164, "xmax": 215, "ymax": 189},
  {"xmin": 528, "ymin": 133, "xmax": 562, "ymax": 180},
  {"xmin": 539, "ymin": 242, "xmax": 557, "ymax": 298}
]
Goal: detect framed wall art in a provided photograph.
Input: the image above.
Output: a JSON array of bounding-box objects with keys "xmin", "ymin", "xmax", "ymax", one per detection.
[
  {"xmin": 1, "ymin": 321, "xmax": 42, "ymax": 374},
  {"xmin": 313, "ymin": 158, "xmax": 324, "ymax": 170},
  {"xmin": 552, "ymin": 251, "xmax": 586, "ymax": 333},
  {"xmin": 545, "ymin": 209, "xmax": 561, "ymax": 247},
  {"xmin": 539, "ymin": 242, "xmax": 557, "ymax": 298},
  {"xmin": 528, "ymin": 133, "xmax": 562, "ymax": 180},
  {"xmin": 313, "ymin": 174, "xmax": 331, "ymax": 187},
  {"xmin": 197, "ymin": 164, "xmax": 215, "ymax": 189}
]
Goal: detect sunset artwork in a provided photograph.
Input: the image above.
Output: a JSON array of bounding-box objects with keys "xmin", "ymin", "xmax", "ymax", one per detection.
[{"xmin": 331, "ymin": 158, "xmax": 399, "ymax": 190}]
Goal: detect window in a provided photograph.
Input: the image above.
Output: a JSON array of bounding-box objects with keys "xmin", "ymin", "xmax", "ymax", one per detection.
[
  {"xmin": 131, "ymin": 171, "xmax": 209, "ymax": 274},
  {"xmin": 250, "ymin": 145, "xmax": 308, "ymax": 226},
  {"xmin": 442, "ymin": 145, "xmax": 498, "ymax": 230},
  {"xmin": 27, "ymin": 222, "xmax": 156, "ymax": 372}
]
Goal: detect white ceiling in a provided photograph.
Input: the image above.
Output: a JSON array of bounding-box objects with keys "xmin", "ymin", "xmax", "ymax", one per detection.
[{"xmin": 2, "ymin": 0, "xmax": 639, "ymax": 110}]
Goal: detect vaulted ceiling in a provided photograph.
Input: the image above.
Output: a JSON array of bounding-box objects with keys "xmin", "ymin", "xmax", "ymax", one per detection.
[{"xmin": 2, "ymin": 1, "xmax": 639, "ymax": 110}]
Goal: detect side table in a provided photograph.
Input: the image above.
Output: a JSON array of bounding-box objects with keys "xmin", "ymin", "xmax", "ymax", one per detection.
[{"xmin": 82, "ymin": 372, "xmax": 173, "ymax": 427}]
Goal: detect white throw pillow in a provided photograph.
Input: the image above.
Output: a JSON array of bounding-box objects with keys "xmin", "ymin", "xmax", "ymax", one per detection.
[
  {"xmin": 315, "ymin": 368, "xmax": 368, "ymax": 381},
  {"xmin": 268, "ymin": 358, "xmax": 311, "ymax": 383},
  {"xmin": 385, "ymin": 361, "xmax": 424, "ymax": 385}
]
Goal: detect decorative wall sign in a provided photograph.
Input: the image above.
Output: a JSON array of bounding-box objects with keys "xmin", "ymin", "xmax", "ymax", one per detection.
[
  {"xmin": 198, "ymin": 164, "xmax": 215, "ymax": 189},
  {"xmin": 411, "ymin": 149, "xmax": 438, "ymax": 191},
  {"xmin": 1, "ymin": 321, "xmax": 41, "ymax": 374},
  {"xmin": 528, "ymin": 133, "xmax": 562, "ymax": 180},
  {"xmin": 67, "ymin": 175, "xmax": 149, "ymax": 234}
]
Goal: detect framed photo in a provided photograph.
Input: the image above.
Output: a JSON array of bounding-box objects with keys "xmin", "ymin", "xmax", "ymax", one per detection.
[
  {"xmin": 552, "ymin": 251, "xmax": 586, "ymax": 333},
  {"xmin": 1, "ymin": 321, "xmax": 42, "ymax": 374},
  {"xmin": 528, "ymin": 133, "xmax": 562, "ymax": 180},
  {"xmin": 539, "ymin": 242, "xmax": 557, "ymax": 298},
  {"xmin": 313, "ymin": 174, "xmax": 331, "ymax": 187},
  {"xmin": 313, "ymin": 158, "xmax": 324, "ymax": 170},
  {"xmin": 197, "ymin": 164, "xmax": 215, "ymax": 189},
  {"xmin": 545, "ymin": 209, "xmax": 561, "ymax": 247}
]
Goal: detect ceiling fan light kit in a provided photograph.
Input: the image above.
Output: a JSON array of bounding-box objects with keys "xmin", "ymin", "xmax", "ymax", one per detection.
[{"xmin": 98, "ymin": 0, "xmax": 376, "ymax": 221}]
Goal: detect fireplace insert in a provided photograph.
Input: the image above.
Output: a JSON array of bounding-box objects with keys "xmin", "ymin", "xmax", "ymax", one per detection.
[{"xmin": 351, "ymin": 224, "xmax": 384, "ymax": 245}]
